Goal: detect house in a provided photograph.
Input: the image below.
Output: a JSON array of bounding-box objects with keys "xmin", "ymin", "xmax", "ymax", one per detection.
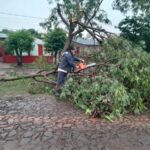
[
  {"xmin": 0, "ymin": 33, "xmax": 7, "ymax": 58},
  {"xmin": 1, "ymin": 34, "xmax": 101, "ymax": 63},
  {"xmin": 73, "ymin": 37, "xmax": 100, "ymax": 56},
  {"xmin": 0, "ymin": 33, "xmax": 7, "ymax": 40},
  {"xmin": 1, "ymin": 37, "xmax": 54, "ymax": 64},
  {"xmin": 22, "ymin": 38, "xmax": 44, "ymax": 56}
]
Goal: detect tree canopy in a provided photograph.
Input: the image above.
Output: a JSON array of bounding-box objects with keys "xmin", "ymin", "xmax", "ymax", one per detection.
[
  {"xmin": 113, "ymin": 0, "xmax": 150, "ymax": 52},
  {"xmin": 118, "ymin": 16, "xmax": 150, "ymax": 52},
  {"xmin": 113, "ymin": 0, "xmax": 150, "ymax": 15},
  {"xmin": 6, "ymin": 30, "xmax": 34, "ymax": 66},
  {"xmin": 41, "ymin": 0, "xmax": 150, "ymax": 50},
  {"xmin": 40, "ymin": 0, "xmax": 114, "ymax": 50},
  {"xmin": 44, "ymin": 28, "xmax": 66, "ymax": 63},
  {"xmin": 27, "ymin": 29, "xmax": 42, "ymax": 39},
  {"xmin": 0, "ymin": 29, "xmax": 12, "ymax": 34}
]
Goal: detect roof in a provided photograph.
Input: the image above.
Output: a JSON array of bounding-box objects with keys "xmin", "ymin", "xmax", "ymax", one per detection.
[
  {"xmin": 73, "ymin": 37, "xmax": 99, "ymax": 46},
  {"xmin": 0, "ymin": 33, "xmax": 7, "ymax": 39}
]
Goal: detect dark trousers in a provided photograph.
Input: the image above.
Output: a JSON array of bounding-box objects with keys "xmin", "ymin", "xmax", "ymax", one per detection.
[{"xmin": 55, "ymin": 71, "xmax": 67, "ymax": 93}]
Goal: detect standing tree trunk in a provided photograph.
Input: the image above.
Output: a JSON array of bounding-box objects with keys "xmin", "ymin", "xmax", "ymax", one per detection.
[
  {"xmin": 16, "ymin": 50, "xmax": 22, "ymax": 66},
  {"xmin": 54, "ymin": 50, "xmax": 58, "ymax": 64},
  {"xmin": 64, "ymin": 21, "xmax": 74, "ymax": 51}
]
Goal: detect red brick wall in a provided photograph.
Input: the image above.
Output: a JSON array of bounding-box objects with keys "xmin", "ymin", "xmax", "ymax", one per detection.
[
  {"xmin": 2, "ymin": 55, "xmax": 54, "ymax": 64},
  {"xmin": 1, "ymin": 47, "xmax": 54, "ymax": 64}
]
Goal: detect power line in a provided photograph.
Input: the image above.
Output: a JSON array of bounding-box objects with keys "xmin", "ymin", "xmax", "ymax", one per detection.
[
  {"xmin": 0, "ymin": 26, "xmax": 17, "ymax": 31},
  {"xmin": 0, "ymin": 26, "xmax": 45, "ymax": 33},
  {"xmin": 0, "ymin": 12, "xmax": 46, "ymax": 20}
]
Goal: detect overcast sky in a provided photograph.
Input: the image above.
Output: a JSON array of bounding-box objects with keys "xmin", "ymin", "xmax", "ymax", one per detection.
[{"xmin": 0, "ymin": 0, "xmax": 125, "ymax": 33}]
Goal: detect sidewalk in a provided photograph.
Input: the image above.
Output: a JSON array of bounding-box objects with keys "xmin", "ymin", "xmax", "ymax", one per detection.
[
  {"xmin": 0, "ymin": 62, "xmax": 14, "ymax": 76},
  {"xmin": 0, "ymin": 62, "xmax": 14, "ymax": 69}
]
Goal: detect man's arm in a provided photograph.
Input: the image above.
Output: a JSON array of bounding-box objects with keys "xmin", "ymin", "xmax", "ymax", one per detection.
[
  {"xmin": 74, "ymin": 56, "xmax": 84, "ymax": 62},
  {"xmin": 66, "ymin": 53, "xmax": 75, "ymax": 68}
]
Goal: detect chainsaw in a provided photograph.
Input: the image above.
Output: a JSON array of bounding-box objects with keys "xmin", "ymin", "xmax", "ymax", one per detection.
[{"xmin": 75, "ymin": 62, "xmax": 96, "ymax": 72}]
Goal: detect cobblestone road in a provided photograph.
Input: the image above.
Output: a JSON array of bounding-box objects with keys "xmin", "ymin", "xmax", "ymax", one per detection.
[{"xmin": 0, "ymin": 95, "xmax": 150, "ymax": 150}]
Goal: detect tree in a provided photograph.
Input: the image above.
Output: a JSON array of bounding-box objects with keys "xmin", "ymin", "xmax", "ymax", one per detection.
[
  {"xmin": 40, "ymin": 0, "xmax": 113, "ymax": 50},
  {"xmin": 112, "ymin": 0, "xmax": 150, "ymax": 15},
  {"xmin": 44, "ymin": 28, "xmax": 66, "ymax": 63},
  {"xmin": 6, "ymin": 30, "xmax": 34, "ymax": 66},
  {"xmin": 113, "ymin": 0, "xmax": 150, "ymax": 52},
  {"xmin": 0, "ymin": 29, "xmax": 12, "ymax": 34},
  {"xmin": 27, "ymin": 29, "xmax": 42, "ymax": 39},
  {"xmin": 118, "ymin": 16, "xmax": 150, "ymax": 52},
  {"xmin": 0, "ymin": 41, "xmax": 5, "ymax": 48}
]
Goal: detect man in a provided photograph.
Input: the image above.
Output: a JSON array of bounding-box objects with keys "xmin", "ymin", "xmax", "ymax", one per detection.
[{"xmin": 55, "ymin": 45, "xmax": 84, "ymax": 97}]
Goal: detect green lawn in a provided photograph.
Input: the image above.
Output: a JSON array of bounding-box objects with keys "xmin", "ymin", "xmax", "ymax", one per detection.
[
  {"xmin": 0, "ymin": 79, "xmax": 30, "ymax": 96},
  {"xmin": 0, "ymin": 61, "xmax": 56, "ymax": 96},
  {"xmin": 22, "ymin": 62, "xmax": 56, "ymax": 70},
  {"xmin": 0, "ymin": 77, "xmax": 55, "ymax": 96}
]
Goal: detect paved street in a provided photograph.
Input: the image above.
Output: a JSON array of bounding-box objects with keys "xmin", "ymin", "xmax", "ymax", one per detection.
[{"xmin": 0, "ymin": 95, "xmax": 150, "ymax": 150}]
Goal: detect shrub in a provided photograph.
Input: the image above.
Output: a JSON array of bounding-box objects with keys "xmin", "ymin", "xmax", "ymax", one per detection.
[
  {"xmin": 34, "ymin": 56, "xmax": 53, "ymax": 70},
  {"xmin": 28, "ymin": 81, "xmax": 54, "ymax": 95}
]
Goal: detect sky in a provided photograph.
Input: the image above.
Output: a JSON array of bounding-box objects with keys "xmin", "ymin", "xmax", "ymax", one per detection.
[{"xmin": 0, "ymin": 0, "xmax": 125, "ymax": 34}]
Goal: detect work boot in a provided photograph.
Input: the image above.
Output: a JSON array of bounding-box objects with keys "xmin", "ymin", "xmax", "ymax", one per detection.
[
  {"xmin": 55, "ymin": 89, "xmax": 61, "ymax": 97},
  {"xmin": 55, "ymin": 91, "xmax": 60, "ymax": 97}
]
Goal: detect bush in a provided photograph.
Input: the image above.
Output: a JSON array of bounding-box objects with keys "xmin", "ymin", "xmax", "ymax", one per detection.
[
  {"xmin": 34, "ymin": 56, "xmax": 55, "ymax": 70},
  {"xmin": 60, "ymin": 37, "xmax": 150, "ymax": 119},
  {"xmin": 28, "ymin": 81, "xmax": 54, "ymax": 95}
]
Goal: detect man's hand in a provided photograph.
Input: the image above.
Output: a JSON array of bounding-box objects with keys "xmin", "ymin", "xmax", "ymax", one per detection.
[
  {"xmin": 80, "ymin": 59, "xmax": 85, "ymax": 63},
  {"xmin": 73, "ymin": 66, "xmax": 79, "ymax": 73}
]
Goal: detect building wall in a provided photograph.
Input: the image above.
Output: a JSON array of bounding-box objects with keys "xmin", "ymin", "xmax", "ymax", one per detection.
[
  {"xmin": 73, "ymin": 42, "xmax": 100, "ymax": 56},
  {"xmin": 0, "ymin": 39, "xmax": 5, "ymax": 57},
  {"xmin": 2, "ymin": 55, "xmax": 54, "ymax": 64},
  {"xmin": 0, "ymin": 38, "xmax": 55, "ymax": 63},
  {"xmin": 22, "ymin": 42, "xmax": 39, "ymax": 56},
  {"xmin": 0, "ymin": 45, "xmax": 54, "ymax": 64}
]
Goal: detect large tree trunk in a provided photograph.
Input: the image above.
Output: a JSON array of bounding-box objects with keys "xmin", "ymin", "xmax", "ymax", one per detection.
[
  {"xmin": 64, "ymin": 22, "xmax": 74, "ymax": 51},
  {"xmin": 64, "ymin": 35, "xmax": 73, "ymax": 51}
]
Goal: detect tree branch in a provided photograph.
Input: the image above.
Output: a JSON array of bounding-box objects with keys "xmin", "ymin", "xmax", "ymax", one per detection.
[
  {"xmin": 33, "ymin": 76, "xmax": 56, "ymax": 86},
  {"xmin": 0, "ymin": 70, "xmax": 56, "ymax": 85},
  {"xmin": 57, "ymin": 3, "xmax": 69, "ymax": 27},
  {"xmin": 76, "ymin": 22, "xmax": 104, "ymax": 42},
  {"xmin": 85, "ymin": 28, "xmax": 103, "ymax": 42},
  {"xmin": 85, "ymin": 0, "xmax": 104, "ymax": 25},
  {"xmin": 77, "ymin": 21, "xmax": 114, "ymax": 35},
  {"xmin": 72, "ymin": 27, "xmax": 84, "ymax": 36}
]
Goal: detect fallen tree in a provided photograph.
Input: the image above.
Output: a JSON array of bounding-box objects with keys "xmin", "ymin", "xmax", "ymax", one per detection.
[
  {"xmin": 0, "ymin": 61, "xmax": 110, "ymax": 84},
  {"xmin": 0, "ymin": 70, "xmax": 57, "ymax": 85},
  {"xmin": 1, "ymin": 38, "xmax": 150, "ymax": 119},
  {"xmin": 60, "ymin": 37, "xmax": 150, "ymax": 119}
]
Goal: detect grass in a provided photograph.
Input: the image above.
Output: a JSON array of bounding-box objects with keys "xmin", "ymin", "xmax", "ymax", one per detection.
[
  {"xmin": 14, "ymin": 63, "xmax": 57, "ymax": 71},
  {"xmin": 0, "ymin": 79, "xmax": 31, "ymax": 96},
  {"xmin": 22, "ymin": 57, "xmax": 57, "ymax": 70},
  {"xmin": 0, "ymin": 60, "xmax": 57, "ymax": 96},
  {"xmin": 0, "ymin": 77, "xmax": 55, "ymax": 96}
]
